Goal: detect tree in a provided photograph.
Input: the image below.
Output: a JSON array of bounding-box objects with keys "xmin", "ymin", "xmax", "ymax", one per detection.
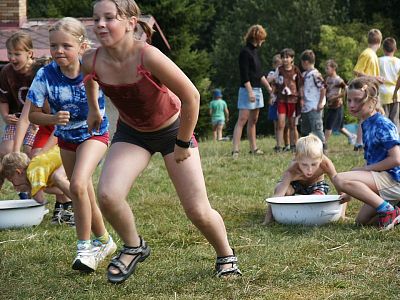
[{"xmin": 211, "ymin": 0, "xmax": 343, "ymax": 136}]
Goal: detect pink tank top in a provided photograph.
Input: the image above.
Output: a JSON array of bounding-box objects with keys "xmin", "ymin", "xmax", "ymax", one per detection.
[{"xmin": 88, "ymin": 44, "xmax": 181, "ymax": 131}]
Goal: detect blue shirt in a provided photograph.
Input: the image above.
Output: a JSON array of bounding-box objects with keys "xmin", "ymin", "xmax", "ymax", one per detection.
[
  {"xmin": 362, "ymin": 113, "xmax": 400, "ymax": 181},
  {"xmin": 27, "ymin": 61, "xmax": 108, "ymax": 143}
]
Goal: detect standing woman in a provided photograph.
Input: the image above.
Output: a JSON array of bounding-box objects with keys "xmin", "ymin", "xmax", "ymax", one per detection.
[
  {"xmin": 83, "ymin": 0, "xmax": 241, "ymax": 283},
  {"xmin": 231, "ymin": 24, "xmax": 272, "ymax": 159}
]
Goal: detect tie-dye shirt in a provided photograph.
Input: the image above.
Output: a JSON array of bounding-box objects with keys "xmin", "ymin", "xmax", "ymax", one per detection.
[
  {"xmin": 27, "ymin": 61, "xmax": 108, "ymax": 143},
  {"xmin": 361, "ymin": 113, "xmax": 400, "ymax": 181}
]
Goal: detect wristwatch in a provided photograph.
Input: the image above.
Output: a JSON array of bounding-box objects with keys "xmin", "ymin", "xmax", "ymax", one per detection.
[{"xmin": 175, "ymin": 138, "xmax": 191, "ymax": 148}]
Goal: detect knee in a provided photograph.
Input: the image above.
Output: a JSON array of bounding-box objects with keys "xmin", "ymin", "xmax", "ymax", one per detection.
[
  {"xmin": 184, "ymin": 205, "xmax": 210, "ymax": 226},
  {"xmin": 97, "ymin": 186, "xmax": 119, "ymax": 211},
  {"xmin": 69, "ymin": 179, "xmax": 87, "ymax": 200}
]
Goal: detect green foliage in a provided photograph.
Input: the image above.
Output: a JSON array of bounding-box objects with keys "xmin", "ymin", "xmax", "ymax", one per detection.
[
  {"xmin": 211, "ymin": 0, "xmax": 344, "ymax": 135},
  {"xmin": 28, "ymin": 0, "xmax": 92, "ymax": 18}
]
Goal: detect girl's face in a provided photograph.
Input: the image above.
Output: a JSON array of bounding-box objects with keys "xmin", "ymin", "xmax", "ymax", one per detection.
[
  {"xmin": 93, "ymin": 0, "xmax": 135, "ymax": 46},
  {"xmin": 297, "ymin": 157, "xmax": 322, "ymax": 178},
  {"xmin": 281, "ymin": 55, "xmax": 293, "ymax": 67},
  {"xmin": 325, "ymin": 65, "xmax": 334, "ymax": 76},
  {"xmin": 49, "ymin": 31, "xmax": 83, "ymax": 69},
  {"xmin": 7, "ymin": 47, "xmax": 33, "ymax": 73},
  {"xmin": 347, "ymin": 89, "xmax": 375, "ymax": 120}
]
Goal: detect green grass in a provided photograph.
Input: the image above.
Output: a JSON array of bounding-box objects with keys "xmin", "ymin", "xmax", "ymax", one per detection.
[{"xmin": 1, "ymin": 135, "xmax": 399, "ymax": 299}]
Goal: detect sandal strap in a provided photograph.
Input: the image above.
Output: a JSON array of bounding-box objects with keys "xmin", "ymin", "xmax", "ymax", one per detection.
[
  {"xmin": 216, "ymin": 266, "xmax": 242, "ymax": 277},
  {"xmin": 216, "ymin": 255, "xmax": 238, "ymax": 265},
  {"xmin": 109, "ymin": 258, "xmax": 128, "ymax": 275}
]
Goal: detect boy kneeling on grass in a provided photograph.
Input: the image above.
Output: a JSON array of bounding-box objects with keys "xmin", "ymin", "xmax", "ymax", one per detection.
[
  {"xmin": 0, "ymin": 145, "xmax": 74, "ymax": 225},
  {"xmin": 263, "ymin": 134, "xmax": 348, "ymax": 224}
]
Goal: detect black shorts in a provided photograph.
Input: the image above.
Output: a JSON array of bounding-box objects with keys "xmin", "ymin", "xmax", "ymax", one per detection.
[
  {"xmin": 325, "ymin": 106, "xmax": 344, "ymax": 131},
  {"xmin": 112, "ymin": 118, "xmax": 197, "ymax": 156},
  {"xmin": 291, "ymin": 180, "xmax": 330, "ymax": 195}
]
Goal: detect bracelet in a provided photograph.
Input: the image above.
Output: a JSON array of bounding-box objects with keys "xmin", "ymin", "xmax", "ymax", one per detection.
[{"xmin": 175, "ymin": 138, "xmax": 191, "ymax": 148}]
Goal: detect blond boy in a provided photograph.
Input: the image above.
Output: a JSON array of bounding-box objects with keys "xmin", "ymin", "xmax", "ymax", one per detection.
[
  {"xmin": 1, "ymin": 146, "xmax": 71, "ymax": 205},
  {"xmin": 263, "ymin": 134, "xmax": 347, "ymax": 224}
]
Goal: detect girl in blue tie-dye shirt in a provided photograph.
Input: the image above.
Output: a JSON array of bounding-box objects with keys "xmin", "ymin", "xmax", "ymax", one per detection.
[
  {"xmin": 27, "ymin": 17, "xmax": 116, "ymax": 273},
  {"xmin": 334, "ymin": 77, "xmax": 400, "ymax": 230}
]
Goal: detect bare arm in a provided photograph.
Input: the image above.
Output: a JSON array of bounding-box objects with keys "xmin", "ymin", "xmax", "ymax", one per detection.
[
  {"xmin": 393, "ymin": 75, "xmax": 400, "ymax": 102},
  {"xmin": 81, "ymin": 49, "xmax": 101, "ymax": 134},
  {"xmin": 273, "ymin": 171, "xmax": 294, "ymax": 197},
  {"xmin": 13, "ymin": 100, "xmax": 32, "ymax": 152},
  {"xmin": 144, "ymin": 46, "xmax": 199, "ymax": 163},
  {"xmin": 364, "ymin": 145, "xmax": 400, "ymax": 172},
  {"xmin": 260, "ymin": 75, "xmax": 273, "ymax": 94},
  {"xmin": 29, "ymin": 103, "xmax": 69, "ymax": 126},
  {"xmin": 317, "ymin": 87, "xmax": 326, "ymax": 111},
  {"xmin": 0, "ymin": 102, "xmax": 18, "ymax": 125}
]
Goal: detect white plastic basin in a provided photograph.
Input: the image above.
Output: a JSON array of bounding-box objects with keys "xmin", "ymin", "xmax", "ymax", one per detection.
[
  {"xmin": 0, "ymin": 199, "xmax": 48, "ymax": 229},
  {"xmin": 266, "ymin": 194, "xmax": 343, "ymax": 226}
]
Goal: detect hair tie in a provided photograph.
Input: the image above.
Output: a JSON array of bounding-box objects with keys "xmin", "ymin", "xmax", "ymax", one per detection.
[{"xmin": 361, "ymin": 84, "xmax": 368, "ymax": 92}]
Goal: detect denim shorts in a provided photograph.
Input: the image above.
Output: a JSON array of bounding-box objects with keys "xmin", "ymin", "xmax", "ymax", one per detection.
[
  {"xmin": 212, "ymin": 119, "xmax": 225, "ymax": 126},
  {"xmin": 237, "ymin": 87, "xmax": 264, "ymax": 110},
  {"xmin": 112, "ymin": 118, "xmax": 198, "ymax": 156}
]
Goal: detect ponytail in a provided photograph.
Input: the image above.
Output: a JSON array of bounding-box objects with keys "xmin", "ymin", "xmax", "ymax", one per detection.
[{"xmin": 137, "ymin": 19, "xmax": 154, "ymax": 44}]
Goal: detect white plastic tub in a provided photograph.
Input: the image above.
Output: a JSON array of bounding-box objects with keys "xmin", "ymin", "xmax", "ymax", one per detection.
[
  {"xmin": 0, "ymin": 199, "xmax": 48, "ymax": 229},
  {"xmin": 266, "ymin": 195, "xmax": 343, "ymax": 226}
]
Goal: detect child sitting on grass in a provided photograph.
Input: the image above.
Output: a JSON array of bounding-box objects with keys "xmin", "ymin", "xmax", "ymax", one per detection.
[
  {"xmin": 263, "ymin": 134, "xmax": 347, "ymax": 224},
  {"xmin": 0, "ymin": 146, "xmax": 74, "ymax": 226},
  {"xmin": 333, "ymin": 77, "xmax": 400, "ymax": 230}
]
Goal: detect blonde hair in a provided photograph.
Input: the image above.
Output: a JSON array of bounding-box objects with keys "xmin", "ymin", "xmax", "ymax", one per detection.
[
  {"xmin": 95, "ymin": 0, "xmax": 154, "ymax": 43},
  {"xmin": 272, "ymin": 54, "xmax": 282, "ymax": 68},
  {"xmin": 1, "ymin": 152, "xmax": 30, "ymax": 178},
  {"xmin": 347, "ymin": 76, "xmax": 380, "ymax": 107},
  {"xmin": 49, "ymin": 17, "xmax": 90, "ymax": 46},
  {"xmin": 6, "ymin": 31, "xmax": 34, "ymax": 58},
  {"xmin": 367, "ymin": 28, "xmax": 382, "ymax": 45},
  {"xmin": 295, "ymin": 134, "xmax": 323, "ymax": 160},
  {"xmin": 244, "ymin": 24, "xmax": 267, "ymax": 44}
]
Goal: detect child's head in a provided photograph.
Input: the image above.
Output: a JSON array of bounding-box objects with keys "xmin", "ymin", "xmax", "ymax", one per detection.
[
  {"xmin": 272, "ymin": 54, "xmax": 282, "ymax": 69},
  {"xmin": 48, "ymin": 17, "xmax": 89, "ymax": 65},
  {"xmin": 295, "ymin": 134, "xmax": 323, "ymax": 178},
  {"xmin": 300, "ymin": 49, "xmax": 315, "ymax": 70},
  {"xmin": 346, "ymin": 77, "xmax": 380, "ymax": 119},
  {"xmin": 244, "ymin": 24, "xmax": 267, "ymax": 47},
  {"xmin": 280, "ymin": 48, "xmax": 295, "ymax": 67},
  {"xmin": 5, "ymin": 31, "xmax": 34, "ymax": 72},
  {"xmin": 382, "ymin": 37, "xmax": 397, "ymax": 54},
  {"xmin": 213, "ymin": 89, "xmax": 222, "ymax": 99},
  {"xmin": 93, "ymin": 0, "xmax": 154, "ymax": 43},
  {"xmin": 1, "ymin": 152, "xmax": 30, "ymax": 192},
  {"xmin": 325, "ymin": 59, "xmax": 338, "ymax": 76},
  {"xmin": 368, "ymin": 28, "xmax": 382, "ymax": 46}
]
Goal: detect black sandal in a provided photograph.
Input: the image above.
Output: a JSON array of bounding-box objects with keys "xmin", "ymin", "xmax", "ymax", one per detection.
[
  {"xmin": 107, "ymin": 237, "xmax": 151, "ymax": 284},
  {"xmin": 215, "ymin": 249, "xmax": 242, "ymax": 277}
]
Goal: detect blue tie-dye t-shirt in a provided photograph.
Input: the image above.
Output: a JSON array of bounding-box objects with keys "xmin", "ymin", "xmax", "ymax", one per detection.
[
  {"xmin": 361, "ymin": 112, "xmax": 400, "ymax": 181},
  {"xmin": 27, "ymin": 61, "xmax": 108, "ymax": 143}
]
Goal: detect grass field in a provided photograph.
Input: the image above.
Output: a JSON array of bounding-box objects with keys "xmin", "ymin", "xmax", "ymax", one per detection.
[{"xmin": 1, "ymin": 135, "xmax": 399, "ymax": 299}]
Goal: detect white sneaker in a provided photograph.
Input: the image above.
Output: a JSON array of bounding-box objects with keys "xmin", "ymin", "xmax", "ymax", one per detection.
[
  {"xmin": 72, "ymin": 243, "xmax": 98, "ymax": 272},
  {"xmin": 92, "ymin": 236, "xmax": 117, "ymax": 265},
  {"xmin": 348, "ymin": 134, "xmax": 357, "ymax": 145}
]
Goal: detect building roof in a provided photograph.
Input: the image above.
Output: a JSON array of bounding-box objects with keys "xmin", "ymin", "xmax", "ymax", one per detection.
[{"xmin": 0, "ymin": 16, "xmax": 170, "ymax": 62}]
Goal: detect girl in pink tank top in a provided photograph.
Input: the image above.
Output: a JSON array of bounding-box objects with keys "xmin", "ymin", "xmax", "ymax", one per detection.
[{"xmin": 82, "ymin": 0, "xmax": 241, "ymax": 283}]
